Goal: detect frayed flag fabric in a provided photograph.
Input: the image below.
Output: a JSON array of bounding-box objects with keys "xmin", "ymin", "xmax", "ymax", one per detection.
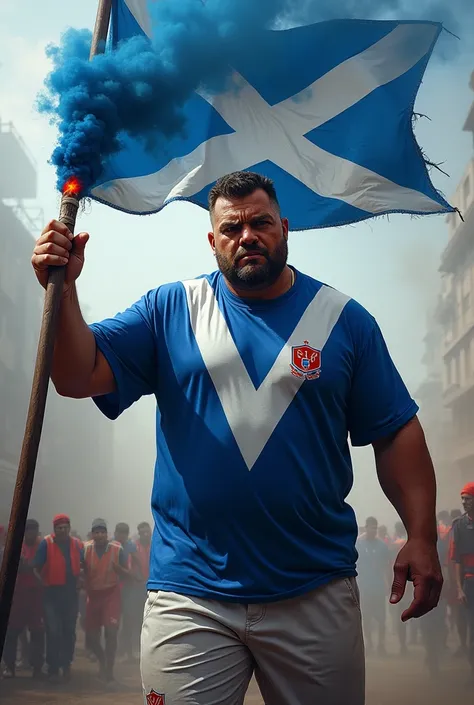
[{"xmin": 90, "ymin": 0, "xmax": 454, "ymax": 229}]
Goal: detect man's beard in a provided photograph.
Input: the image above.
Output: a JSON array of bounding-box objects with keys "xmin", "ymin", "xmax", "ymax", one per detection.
[{"xmin": 215, "ymin": 237, "xmax": 288, "ymax": 290}]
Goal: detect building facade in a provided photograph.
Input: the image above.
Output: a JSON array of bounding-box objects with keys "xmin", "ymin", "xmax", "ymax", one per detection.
[
  {"xmin": 415, "ymin": 307, "xmax": 454, "ymax": 507},
  {"xmin": 438, "ymin": 70, "xmax": 474, "ymax": 488},
  {"xmin": 0, "ymin": 120, "xmax": 114, "ymax": 532},
  {"xmin": 0, "ymin": 120, "xmax": 40, "ymax": 519}
]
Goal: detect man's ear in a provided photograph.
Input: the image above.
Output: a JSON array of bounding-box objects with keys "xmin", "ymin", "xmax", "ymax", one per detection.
[
  {"xmin": 281, "ymin": 217, "xmax": 289, "ymax": 240},
  {"xmin": 208, "ymin": 231, "xmax": 216, "ymax": 254}
]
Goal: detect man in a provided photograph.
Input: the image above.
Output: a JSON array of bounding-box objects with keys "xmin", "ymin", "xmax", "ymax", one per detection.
[
  {"xmin": 114, "ymin": 522, "xmax": 140, "ymax": 662},
  {"xmin": 135, "ymin": 521, "xmax": 152, "ymax": 587},
  {"xmin": 83, "ymin": 519, "xmax": 128, "ymax": 684},
  {"xmin": 3, "ymin": 519, "xmax": 44, "ymax": 679},
  {"xmin": 377, "ymin": 524, "xmax": 391, "ymax": 547},
  {"xmin": 356, "ymin": 517, "xmax": 389, "ymax": 656},
  {"xmin": 34, "ymin": 514, "xmax": 82, "ymax": 682},
  {"xmin": 451, "ymin": 482, "xmax": 474, "ymax": 684},
  {"xmin": 32, "ymin": 171, "xmax": 442, "ymax": 704},
  {"xmin": 448, "ymin": 507, "xmax": 468, "ymax": 655}
]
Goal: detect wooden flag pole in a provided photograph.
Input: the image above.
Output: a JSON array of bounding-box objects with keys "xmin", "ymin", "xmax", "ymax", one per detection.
[{"xmin": 0, "ymin": 0, "xmax": 112, "ymax": 659}]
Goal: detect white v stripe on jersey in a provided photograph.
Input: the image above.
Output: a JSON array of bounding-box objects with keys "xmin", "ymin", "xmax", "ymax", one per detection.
[{"xmin": 182, "ymin": 279, "xmax": 350, "ymax": 470}]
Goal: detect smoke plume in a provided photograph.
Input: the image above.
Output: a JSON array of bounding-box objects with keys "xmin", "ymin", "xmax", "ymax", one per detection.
[{"xmin": 37, "ymin": 0, "xmax": 469, "ymax": 195}]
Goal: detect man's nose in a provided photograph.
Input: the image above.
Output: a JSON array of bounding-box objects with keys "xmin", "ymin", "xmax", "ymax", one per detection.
[{"xmin": 239, "ymin": 225, "xmax": 258, "ymax": 244}]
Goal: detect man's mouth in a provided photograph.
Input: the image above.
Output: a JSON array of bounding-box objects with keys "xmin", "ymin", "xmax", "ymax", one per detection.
[{"xmin": 237, "ymin": 253, "xmax": 266, "ymax": 265}]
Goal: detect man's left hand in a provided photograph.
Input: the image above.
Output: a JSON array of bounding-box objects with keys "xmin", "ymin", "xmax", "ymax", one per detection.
[{"xmin": 389, "ymin": 538, "xmax": 443, "ymax": 621}]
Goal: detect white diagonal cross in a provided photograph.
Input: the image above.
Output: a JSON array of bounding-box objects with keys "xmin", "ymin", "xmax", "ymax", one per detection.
[{"xmin": 93, "ymin": 20, "xmax": 443, "ymax": 216}]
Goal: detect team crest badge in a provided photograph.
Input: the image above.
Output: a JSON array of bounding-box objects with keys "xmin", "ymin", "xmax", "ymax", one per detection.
[
  {"xmin": 290, "ymin": 341, "xmax": 321, "ymax": 380},
  {"xmin": 146, "ymin": 690, "xmax": 165, "ymax": 705}
]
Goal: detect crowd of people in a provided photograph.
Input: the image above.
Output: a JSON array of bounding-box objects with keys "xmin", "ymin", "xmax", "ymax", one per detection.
[
  {"xmin": 0, "ymin": 514, "xmax": 151, "ymax": 687},
  {"xmin": 0, "ymin": 482, "xmax": 473, "ymax": 690},
  {"xmin": 356, "ymin": 482, "xmax": 474, "ymax": 682}
]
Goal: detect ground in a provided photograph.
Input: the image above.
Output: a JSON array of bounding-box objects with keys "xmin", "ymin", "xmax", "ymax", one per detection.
[{"xmin": 0, "ymin": 639, "xmax": 471, "ymax": 704}]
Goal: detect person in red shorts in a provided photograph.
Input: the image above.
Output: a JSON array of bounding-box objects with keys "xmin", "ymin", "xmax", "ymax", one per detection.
[
  {"xmin": 83, "ymin": 518, "xmax": 129, "ymax": 685},
  {"xmin": 3, "ymin": 519, "xmax": 44, "ymax": 679}
]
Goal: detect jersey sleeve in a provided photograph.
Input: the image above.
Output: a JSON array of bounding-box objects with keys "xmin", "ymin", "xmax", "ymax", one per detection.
[
  {"xmin": 89, "ymin": 291, "xmax": 158, "ymax": 420},
  {"xmin": 348, "ymin": 320, "xmax": 418, "ymax": 447},
  {"xmin": 33, "ymin": 539, "xmax": 47, "ymax": 569}
]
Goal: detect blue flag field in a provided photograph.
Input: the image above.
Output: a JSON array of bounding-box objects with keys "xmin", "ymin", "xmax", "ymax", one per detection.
[{"xmin": 89, "ymin": 0, "xmax": 454, "ymax": 230}]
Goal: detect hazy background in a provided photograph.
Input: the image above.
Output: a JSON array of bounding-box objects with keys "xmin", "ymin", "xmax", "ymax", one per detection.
[{"xmin": 0, "ymin": 0, "xmax": 473, "ymax": 533}]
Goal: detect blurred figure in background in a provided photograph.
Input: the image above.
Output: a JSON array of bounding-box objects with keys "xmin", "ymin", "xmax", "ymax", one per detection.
[
  {"xmin": 114, "ymin": 522, "xmax": 140, "ymax": 663},
  {"xmin": 2, "ymin": 519, "xmax": 44, "ymax": 679},
  {"xmin": 377, "ymin": 524, "xmax": 391, "ymax": 547},
  {"xmin": 83, "ymin": 519, "xmax": 128, "ymax": 686},
  {"xmin": 34, "ymin": 514, "xmax": 83, "ymax": 682},
  {"xmin": 451, "ymin": 483, "xmax": 474, "ymax": 685},
  {"xmin": 356, "ymin": 517, "xmax": 389, "ymax": 656},
  {"xmin": 391, "ymin": 522, "xmax": 410, "ymax": 655},
  {"xmin": 448, "ymin": 507, "xmax": 468, "ymax": 656}
]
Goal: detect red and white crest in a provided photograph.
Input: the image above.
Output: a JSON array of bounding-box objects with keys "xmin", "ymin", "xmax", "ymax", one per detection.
[
  {"xmin": 290, "ymin": 341, "xmax": 321, "ymax": 380},
  {"xmin": 146, "ymin": 691, "xmax": 165, "ymax": 705}
]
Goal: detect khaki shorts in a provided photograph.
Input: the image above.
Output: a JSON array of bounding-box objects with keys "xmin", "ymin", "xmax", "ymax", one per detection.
[{"xmin": 141, "ymin": 577, "xmax": 365, "ymax": 705}]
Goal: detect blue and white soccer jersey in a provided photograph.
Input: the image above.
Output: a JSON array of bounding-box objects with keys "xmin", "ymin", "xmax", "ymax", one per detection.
[{"xmin": 90, "ymin": 270, "xmax": 418, "ymax": 602}]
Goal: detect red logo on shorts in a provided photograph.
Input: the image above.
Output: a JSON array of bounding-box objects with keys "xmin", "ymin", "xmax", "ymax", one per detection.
[
  {"xmin": 290, "ymin": 341, "xmax": 321, "ymax": 380},
  {"xmin": 146, "ymin": 690, "xmax": 165, "ymax": 705}
]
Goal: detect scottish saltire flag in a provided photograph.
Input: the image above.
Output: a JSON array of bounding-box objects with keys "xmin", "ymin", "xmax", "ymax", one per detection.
[{"xmin": 90, "ymin": 0, "xmax": 454, "ymax": 229}]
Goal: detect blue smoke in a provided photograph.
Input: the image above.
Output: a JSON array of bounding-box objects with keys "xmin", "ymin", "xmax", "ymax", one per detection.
[{"xmin": 38, "ymin": 0, "xmax": 469, "ymax": 195}]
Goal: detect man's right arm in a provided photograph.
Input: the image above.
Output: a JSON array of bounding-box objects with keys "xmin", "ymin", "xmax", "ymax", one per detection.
[
  {"xmin": 52, "ymin": 283, "xmax": 115, "ymax": 398},
  {"xmin": 32, "ymin": 220, "xmax": 115, "ymax": 399}
]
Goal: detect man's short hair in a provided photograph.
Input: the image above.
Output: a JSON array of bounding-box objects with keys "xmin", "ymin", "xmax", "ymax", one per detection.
[
  {"xmin": 208, "ymin": 171, "xmax": 280, "ymax": 216},
  {"xmin": 115, "ymin": 522, "xmax": 129, "ymax": 533},
  {"xmin": 137, "ymin": 521, "xmax": 151, "ymax": 531},
  {"xmin": 365, "ymin": 516, "xmax": 378, "ymax": 527}
]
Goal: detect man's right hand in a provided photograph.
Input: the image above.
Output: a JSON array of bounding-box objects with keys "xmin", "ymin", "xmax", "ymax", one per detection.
[{"xmin": 31, "ymin": 219, "xmax": 89, "ymax": 291}]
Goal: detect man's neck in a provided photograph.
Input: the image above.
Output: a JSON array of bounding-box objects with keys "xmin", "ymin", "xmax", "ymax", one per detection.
[{"xmin": 224, "ymin": 265, "xmax": 293, "ymax": 301}]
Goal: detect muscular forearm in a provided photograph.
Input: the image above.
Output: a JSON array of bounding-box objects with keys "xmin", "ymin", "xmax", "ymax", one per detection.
[
  {"xmin": 373, "ymin": 417, "xmax": 437, "ymax": 544},
  {"xmin": 52, "ymin": 283, "xmax": 97, "ymax": 397}
]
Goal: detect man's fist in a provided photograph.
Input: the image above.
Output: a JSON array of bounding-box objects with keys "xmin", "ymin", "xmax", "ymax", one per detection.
[{"xmin": 32, "ymin": 219, "xmax": 89, "ymax": 291}]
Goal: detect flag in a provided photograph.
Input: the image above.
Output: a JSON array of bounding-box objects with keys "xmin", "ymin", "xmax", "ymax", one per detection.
[{"xmin": 90, "ymin": 0, "xmax": 454, "ymax": 230}]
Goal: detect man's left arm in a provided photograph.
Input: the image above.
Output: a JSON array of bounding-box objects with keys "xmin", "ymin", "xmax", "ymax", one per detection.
[
  {"xmin": 373, "ymin": 417, "xmax": 442, "ymax": 620},
  {"xmin": 348, "ymin": 314, "xmax": 442, "ymax": 621}
]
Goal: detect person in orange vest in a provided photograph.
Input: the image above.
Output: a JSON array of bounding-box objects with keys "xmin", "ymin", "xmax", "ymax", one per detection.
[
  {"xmin": 83, "ymin": 518, "xmax": 129, "ymax": 685},
  {"xmin": 3, "ymin": 519, "xmax": 44, "ymax": 679},
  {"xmin": 33, "ymin": 514, "xmax": 83, "ymax": 682}
]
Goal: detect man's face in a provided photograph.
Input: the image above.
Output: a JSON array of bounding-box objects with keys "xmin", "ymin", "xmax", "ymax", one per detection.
[
  {"xmin": 24, "ymin": 527, "xmax": 39, "ymax": 545},
  {"xmin": 54, "ymin": 523, "xmax": 70, "ymax": 541},
  {"xmin": 208, "ymin": 189, "xmax": 289, "ymax": 291},
  {"xmin": 115, "ymin": 529, "xmax": 129, "ymax": 546},
  {"xmin": 461, "ymin": 493, "xmax": 474, "ymax": 516},
  {"xmin": 139, "ymin": 525, "xmax": 151, "ymax": 544},
  {"xmin": 365, "ymin": 522, "xmax": 378, "ymax": 540},
  {"xmin": 92, "ymin": 528, "xmax": 108, "ymax": 546}
]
